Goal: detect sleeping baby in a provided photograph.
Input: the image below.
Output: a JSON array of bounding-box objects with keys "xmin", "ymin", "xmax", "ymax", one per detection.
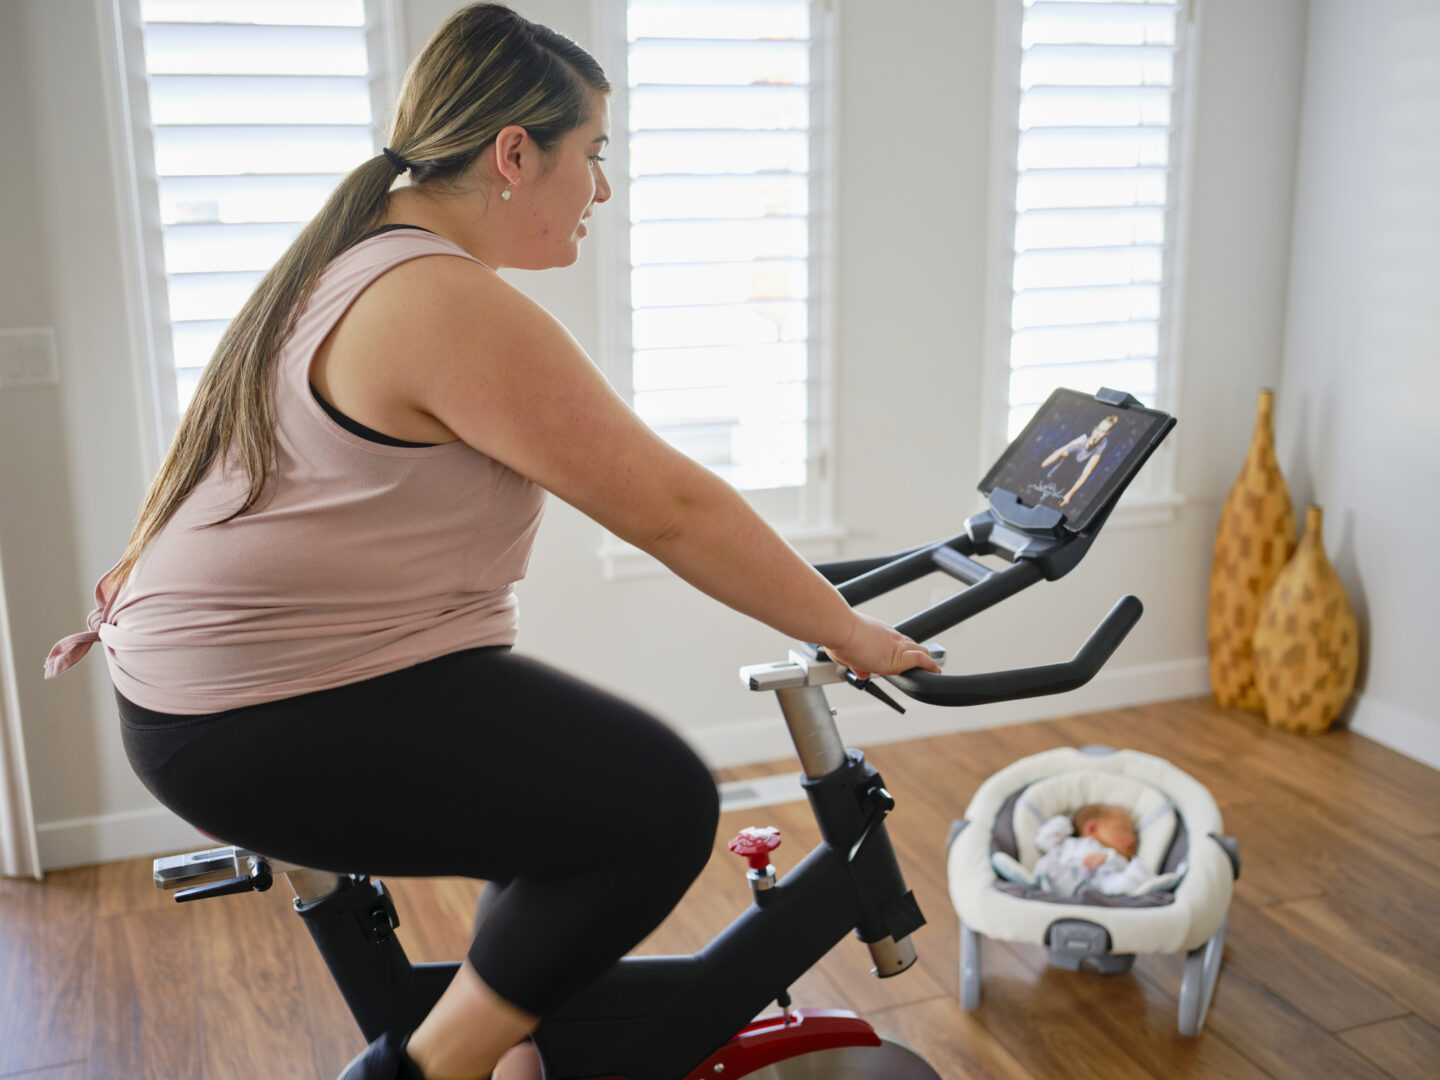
[{"xmin": 1033, "ymin": 803, "xmax": 1157, "ymax": 897}]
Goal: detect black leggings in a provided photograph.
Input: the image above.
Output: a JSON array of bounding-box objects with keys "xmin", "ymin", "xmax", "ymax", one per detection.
[{"xmin": 118, "ymin": 647, "xmax": 720, "ymax": 1016}]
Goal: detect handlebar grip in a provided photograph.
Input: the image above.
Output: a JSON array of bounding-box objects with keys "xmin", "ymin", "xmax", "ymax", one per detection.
[{"xmin": 883, "ymin": 595, "xmax": 1143, "ymax": 707}]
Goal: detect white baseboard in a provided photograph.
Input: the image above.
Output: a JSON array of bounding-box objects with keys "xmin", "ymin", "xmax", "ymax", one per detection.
[
  {"xmin": 690, "ymin": 657, "xmax": 1210, "ymax": 769},
  {"xmin": 1346, "ymin": 695, "xmax": 1440, "ymax": 771},
  {"xmin": 37, "ymin": 804, "xmax": 210, "ymax": 872}
]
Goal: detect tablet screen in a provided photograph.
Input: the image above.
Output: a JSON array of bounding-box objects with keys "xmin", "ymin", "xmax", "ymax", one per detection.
[{"xmin": 979, "ymin": 389, "xmax": 1172, "ymax": 533}]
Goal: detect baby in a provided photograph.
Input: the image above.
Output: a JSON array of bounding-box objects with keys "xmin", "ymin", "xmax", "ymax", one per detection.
[{"xmin": 1032, "ymin": 803, "xmax": 1155, "ymax": 897}]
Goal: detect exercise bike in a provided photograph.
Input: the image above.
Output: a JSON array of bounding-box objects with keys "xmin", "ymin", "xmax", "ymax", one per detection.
[{"xmin": 154, "ymin": 388, "xmax": 1173, "ymax": 1078}]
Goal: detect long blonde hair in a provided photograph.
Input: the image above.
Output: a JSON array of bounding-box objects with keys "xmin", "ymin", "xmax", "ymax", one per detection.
[{"xmin": 113, "ymin": 3, "xmax": 609, "ymax": 585}]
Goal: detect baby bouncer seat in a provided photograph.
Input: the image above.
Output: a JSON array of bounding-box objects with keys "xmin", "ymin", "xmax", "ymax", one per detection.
[{"xmin": 946, "ymin": 745, "xmax": 1240, "ymax": 1035}]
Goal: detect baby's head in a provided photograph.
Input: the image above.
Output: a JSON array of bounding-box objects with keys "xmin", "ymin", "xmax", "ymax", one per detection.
[{"xmin": 1073, "ymin": 803, "xmax": 1137, "ymax": 858}]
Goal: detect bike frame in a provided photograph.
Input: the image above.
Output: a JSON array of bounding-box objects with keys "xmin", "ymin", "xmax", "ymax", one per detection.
[{"xmin": 262, "ymin": 674, "xmax": 922, "ymax": 1080}]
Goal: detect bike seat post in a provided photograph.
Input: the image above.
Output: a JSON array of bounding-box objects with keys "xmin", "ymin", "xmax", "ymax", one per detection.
[
  {"xmin": 775, "ymin": 684, "xmax": 846, "ymax": 779},
  {"xmin": 284, "ymin": 867, "xmax": 345, "ymax": 904}
]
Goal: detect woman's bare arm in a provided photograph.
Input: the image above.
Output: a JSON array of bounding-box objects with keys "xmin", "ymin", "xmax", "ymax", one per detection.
[{"xmin": 363, "ymin": 257, "xmax": 939, "ymax": 678}]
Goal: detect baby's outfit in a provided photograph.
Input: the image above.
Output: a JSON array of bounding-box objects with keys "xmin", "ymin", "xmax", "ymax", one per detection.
[{"xmin": 1032, "ymin": 814, "xmax": 1155, "ymax": 897}]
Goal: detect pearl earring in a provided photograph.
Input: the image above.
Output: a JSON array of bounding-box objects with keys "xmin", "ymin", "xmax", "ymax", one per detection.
[{"xmin": 502, "ymin": 183, "xmax": 513, "ymax": 201}]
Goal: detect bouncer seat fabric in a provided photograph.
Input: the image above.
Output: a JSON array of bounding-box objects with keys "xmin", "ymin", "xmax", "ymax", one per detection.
[
  {"xmin": 949, "ymin": 746, "xmax": 1234, "ymax": 955},
  {"xmin": 993, "ymin": 768, "xmax": 1180, "ymax": 889}
]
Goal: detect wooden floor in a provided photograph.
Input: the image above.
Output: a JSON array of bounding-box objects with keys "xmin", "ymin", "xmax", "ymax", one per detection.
[{"xmin": 3, "ymin": 697, "xmax": 1440, "ymax": 1079}]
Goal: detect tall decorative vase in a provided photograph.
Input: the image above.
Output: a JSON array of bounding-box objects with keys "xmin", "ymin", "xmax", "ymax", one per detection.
[
  {"xmin": 1207, "ymin": 389, "xmax": 1298, "ymax": 710},
  {"xmin": 1252, "ymin": 506, "xmax": 1360, "ymax": 733}
]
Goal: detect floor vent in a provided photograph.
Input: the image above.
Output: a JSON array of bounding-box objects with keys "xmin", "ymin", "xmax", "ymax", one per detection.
[{"xmin": 717, "ymin": 772, "xmax": 805, "ymax": 813}]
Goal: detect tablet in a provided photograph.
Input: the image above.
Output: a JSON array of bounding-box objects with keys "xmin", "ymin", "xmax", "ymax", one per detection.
[{"xmin": 979, "ymin": 388, "xmax": 1174, "ymax": 534}]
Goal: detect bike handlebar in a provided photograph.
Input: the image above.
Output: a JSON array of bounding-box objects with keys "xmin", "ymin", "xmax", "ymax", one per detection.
[
  {"xmin": 882, "ymin": 594, "xmax": 1142, "ymax": 707},
  {"xmin": 812, "ymin": 532, "xmax": 1144, "ymax": 709}
]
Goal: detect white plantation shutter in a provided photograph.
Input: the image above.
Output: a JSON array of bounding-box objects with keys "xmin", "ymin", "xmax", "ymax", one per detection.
[
  {"xmin": 1002, "ymin": 0, "xmax": 1189, "ymax": 440},
  {"xmin": 137, "ymin": 0, "xmax": 385, "ymax": 413},
  {"xmin": 624, "ymin": 0, "xmax": 823, "ymax": 499}
]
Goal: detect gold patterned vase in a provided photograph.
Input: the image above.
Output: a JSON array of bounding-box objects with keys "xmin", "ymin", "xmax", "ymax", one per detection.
[
  {"xmin": 1252, "ymin": 506, "xmax": 1360, "ymax": 733},
  {"xmin": 1207, "ymin": 389, "xmax": 1298, "ymax": 709}
]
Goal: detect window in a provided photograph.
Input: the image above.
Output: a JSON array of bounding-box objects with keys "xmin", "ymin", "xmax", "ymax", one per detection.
[
  {"xmin": 988, "ymin": 0, "xmax": 1192, "ymax": 464},
  {"xmin": 113, "ymin": 0, "xmax": 395, "ymax": 437},
  {"xmin": 603, "ymin": 0, "xmax": 835, "ymax": 532}
]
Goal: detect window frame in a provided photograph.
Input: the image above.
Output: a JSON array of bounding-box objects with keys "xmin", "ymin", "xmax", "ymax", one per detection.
[
  {"xmin": 98, "ymin": 0, "xmax": 401, "ymax": 475},
  {"xmin": 594, "ymin": 0, "xmax": 844, "ymax": 579},
  {"xmin": 978, "ymin": 0, "xmax": 1196, "ymax": 527}
]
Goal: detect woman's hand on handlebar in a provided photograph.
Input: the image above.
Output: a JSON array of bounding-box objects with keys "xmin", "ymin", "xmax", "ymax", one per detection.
[{"xmin": 824, "ymin": 614, "xmax": 941, "ymax": 682}]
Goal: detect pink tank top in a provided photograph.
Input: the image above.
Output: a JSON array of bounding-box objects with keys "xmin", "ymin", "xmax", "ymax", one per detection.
[{"xmin": 45, "ymin": 229, "xmax": 546, "ymax": 713}]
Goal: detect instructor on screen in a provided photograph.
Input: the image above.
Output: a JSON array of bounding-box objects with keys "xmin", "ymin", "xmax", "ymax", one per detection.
[{"xmin": 1041, "ymin": 415, "xmax": 1119, "ymax": 507}]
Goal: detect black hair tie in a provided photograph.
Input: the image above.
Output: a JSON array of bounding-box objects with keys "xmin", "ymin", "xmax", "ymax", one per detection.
[{"xmin": 382, "ymin": 147, "xmax": 411, "ymax": 174}]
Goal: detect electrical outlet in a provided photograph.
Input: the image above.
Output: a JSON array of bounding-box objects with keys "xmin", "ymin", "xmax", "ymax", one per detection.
[{"xmin": 0, "ymin": 329, "xmax": 59, "ymax": 388}]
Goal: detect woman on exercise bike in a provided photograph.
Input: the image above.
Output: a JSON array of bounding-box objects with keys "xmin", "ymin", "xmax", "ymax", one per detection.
[{"xmin": 45, "ymin": 4, "xmax": 938, "ymax": 1078}]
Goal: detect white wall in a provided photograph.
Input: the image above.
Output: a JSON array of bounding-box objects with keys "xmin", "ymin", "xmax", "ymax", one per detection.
[
  {"xmin": 1276, "ymin": 0, "xmax": 1440, "ymax": 767},
  {"xmin": 1, "ymin": 1, "xmax": 192, "ymax": 869},
  {"xmin": 1, "ymin": 0, "xmax": 1312, "ymax": 871}
]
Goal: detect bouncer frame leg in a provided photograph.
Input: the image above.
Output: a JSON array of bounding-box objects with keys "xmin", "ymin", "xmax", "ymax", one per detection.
[
  {"xmin": 1177, "ymin": 917, "xmax": 1226, "ymax": 1036},
  {"xmin": 959, "ymin": 922, "xmax": 982, "ymax": 1011}
]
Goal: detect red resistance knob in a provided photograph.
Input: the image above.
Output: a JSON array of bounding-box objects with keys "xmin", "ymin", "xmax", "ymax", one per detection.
[{"xmin": 729, "ymin": 826, "xmax": 782, "ymax": 871}]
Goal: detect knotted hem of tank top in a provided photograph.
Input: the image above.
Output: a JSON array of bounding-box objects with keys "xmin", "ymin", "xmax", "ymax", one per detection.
[
  {"xmin": 45, "ymin": 629, "xmax": 100, "ymax": 679},
  {"xmin": 44, "ymin": 566, "xmax": 120, "ymax": 679}
]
